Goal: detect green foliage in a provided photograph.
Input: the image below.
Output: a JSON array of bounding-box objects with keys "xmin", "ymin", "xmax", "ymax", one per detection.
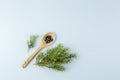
[
  {"xmin": 27, "ymin": 35, "xmax": 39, "ymax": 50},
  {"xmin": 35, "ymin": 44, "xmax": 76, "ymax": 71}
]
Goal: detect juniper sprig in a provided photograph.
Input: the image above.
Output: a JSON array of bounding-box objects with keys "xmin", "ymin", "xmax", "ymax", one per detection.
[
  {"xmin": 27, "ymin": 34, "xmax": 39, "ymax": 50},
  {"xmin": 35, "ymin": 44, "xmax": 76, "ymax": 71}
]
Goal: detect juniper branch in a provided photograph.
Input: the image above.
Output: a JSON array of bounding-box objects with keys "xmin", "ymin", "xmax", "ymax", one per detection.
[{"xmin": 35, "ymin": 44, "xmax": 76, "ymax": 71}]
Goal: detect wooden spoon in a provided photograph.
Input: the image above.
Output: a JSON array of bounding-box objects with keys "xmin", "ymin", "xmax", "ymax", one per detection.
[{"xmin": 22, "ymin": 32, "xmax": 56, "ymax": 68}]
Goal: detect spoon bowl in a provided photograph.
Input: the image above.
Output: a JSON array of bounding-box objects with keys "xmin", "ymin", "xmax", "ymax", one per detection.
[
  {"xmin": 40, "ymin": 32, "xmax": 56, "ymax": 47},
  {"xmin": 22, "ymin": 32, "xmax": 55, "ymax": 68}
]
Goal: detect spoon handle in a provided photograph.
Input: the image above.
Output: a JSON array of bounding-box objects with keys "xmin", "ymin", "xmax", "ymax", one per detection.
[{"xmin": 22, "ymin": 46, "xmax": 43, "ymax": 68}]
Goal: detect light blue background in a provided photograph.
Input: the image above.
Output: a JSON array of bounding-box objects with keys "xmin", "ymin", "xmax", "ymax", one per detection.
[{"xmin": 0, "ymin": 0, "xmax": 120, "ymax": 80}]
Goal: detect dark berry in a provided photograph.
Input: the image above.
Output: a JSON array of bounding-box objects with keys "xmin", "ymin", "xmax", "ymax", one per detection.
[{"xmin": 44, "ymin": 35, "xmax": 53, "ymax": 43}]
